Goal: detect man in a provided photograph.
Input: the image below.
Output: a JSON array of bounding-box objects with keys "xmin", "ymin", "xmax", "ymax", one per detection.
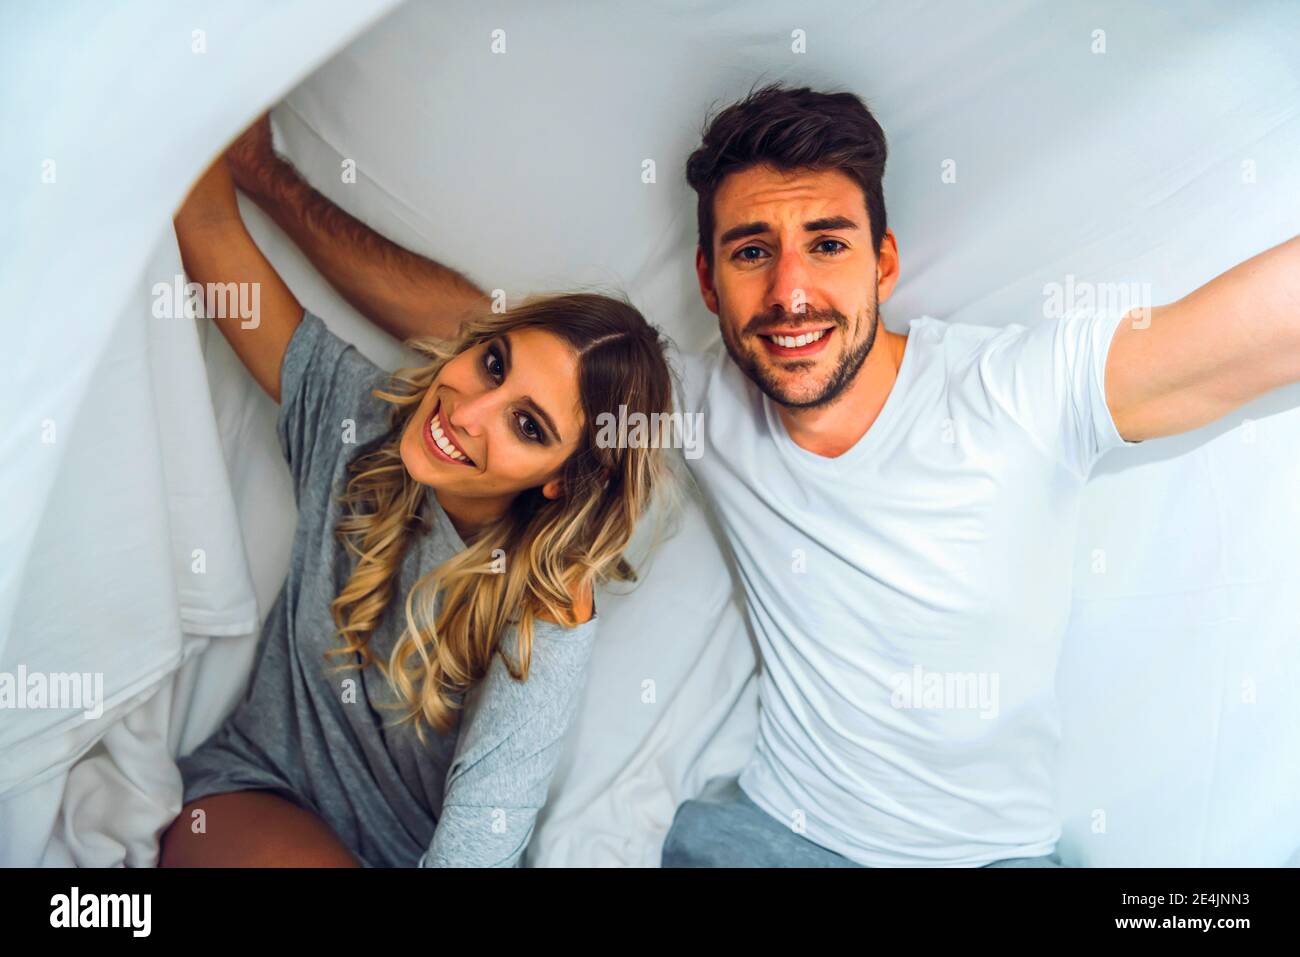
[{"xmin": 215, "ymin": 84, "xmax": 1299, "ymax": 867}]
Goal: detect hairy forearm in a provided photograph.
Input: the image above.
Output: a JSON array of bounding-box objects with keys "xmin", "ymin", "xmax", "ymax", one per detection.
[{"xmin": 235, "ymin": 155, "xmax": 488, "ymax": 342}]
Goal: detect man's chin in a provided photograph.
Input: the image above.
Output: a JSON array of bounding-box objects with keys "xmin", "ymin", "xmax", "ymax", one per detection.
[
  {"xmin": 767, "ymin": 389, "xmax": 833, "ymax": 410},
  {"xmin": 752, "ymin": 365, "xmax": 838, "ymax": 409},
  {"xmin": 722, "ymin": 335, "xmax": 845, "ymax": 408}
]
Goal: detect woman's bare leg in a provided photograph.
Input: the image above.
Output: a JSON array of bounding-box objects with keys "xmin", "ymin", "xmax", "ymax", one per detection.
[{"xmin": 159, "ymin": 790, "xmax": 361, "ymax": 867}]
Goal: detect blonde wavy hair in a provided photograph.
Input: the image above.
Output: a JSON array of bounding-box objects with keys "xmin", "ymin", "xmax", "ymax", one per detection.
[{"xmin": 323, "ymin": 292, "xmax": 675, "ymax": 742}]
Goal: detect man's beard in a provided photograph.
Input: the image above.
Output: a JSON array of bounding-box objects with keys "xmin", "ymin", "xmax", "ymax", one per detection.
[{"xmin": 721, "ymin": 299, "xmax": 879, "ymax": 410}]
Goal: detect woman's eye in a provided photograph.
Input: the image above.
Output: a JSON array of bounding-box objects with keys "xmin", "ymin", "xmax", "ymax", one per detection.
[
  {"xmin": 483, "ymin": 344, "xmax": 504, "ymax": 380},
  {"xmin": 516, "ymin": 412, "xmax": 543, "ymax": 443},
  {"xmin": 816, "ymin": 239, "xmax": 847, "ymax": 255}
]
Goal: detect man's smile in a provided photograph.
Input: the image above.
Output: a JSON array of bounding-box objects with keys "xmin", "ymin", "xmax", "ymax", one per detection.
[{"xmin": 757, "ymin": 325, "xmax": 836, "ymax": 359}]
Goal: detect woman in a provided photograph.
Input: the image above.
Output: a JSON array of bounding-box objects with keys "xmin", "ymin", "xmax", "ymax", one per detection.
[{"xmin": 159, "ymin": 139, "xmax": 674, "ymax": 867}]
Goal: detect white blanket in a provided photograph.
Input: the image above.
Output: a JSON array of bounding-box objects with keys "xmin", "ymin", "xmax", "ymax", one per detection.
[{"xmin": 4, "ymin": 0, "xmax": 1299, "ymax": 867}]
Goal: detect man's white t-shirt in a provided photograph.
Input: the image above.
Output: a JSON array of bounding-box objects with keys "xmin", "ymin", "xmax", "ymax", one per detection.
[{"xmin": 674, "ymin": 309, "xmax": 1140, "ymax": 867}]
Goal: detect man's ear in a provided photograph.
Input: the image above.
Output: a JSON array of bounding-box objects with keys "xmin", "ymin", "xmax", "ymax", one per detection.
[
  {"xmin": 541, "ymin": 477, "xmax": 564, "ymax": 500},
  {"xmin": 875, "ymin": 227, "xmax": 901, "ymax": 306},
  {"xmin": 695, "ymin": 246, "xmax": 720, "ymax": 315}
]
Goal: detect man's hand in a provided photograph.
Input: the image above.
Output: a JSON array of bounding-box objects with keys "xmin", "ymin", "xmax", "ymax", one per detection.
[
  {"xmin": 219, "ymin": 111, "xmax": 490, "ymax": 343},
  {"xmin": 224, "ymin": 111, "xmax": 280, "ymax": 199}
]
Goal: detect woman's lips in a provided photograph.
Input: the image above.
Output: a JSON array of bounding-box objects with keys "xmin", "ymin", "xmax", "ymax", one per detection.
[{"xmin": 422, "ymin": 399, "xmax": 475, "ymax": 467}]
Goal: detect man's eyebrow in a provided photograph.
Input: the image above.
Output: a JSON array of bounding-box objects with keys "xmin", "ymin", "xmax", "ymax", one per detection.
[
  {"xmin": 717, "ymin": 216, "xmax": 861, "ymax": 248},
  {"xmin": 718, "ymin": 221, "xmax": 770, "ymax": 247},
  {"xmin": 803, "ymin": 216, "xmax": 860, "ymax": 233}
]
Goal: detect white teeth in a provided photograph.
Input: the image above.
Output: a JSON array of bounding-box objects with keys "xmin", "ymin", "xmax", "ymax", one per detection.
[
  {"xmin": 430, "ymin": 415, "xmax": 467, "ymax": 462},
  {"xmin": 769, "ymin": 329, "xmax": 826, "ymax": 348}
]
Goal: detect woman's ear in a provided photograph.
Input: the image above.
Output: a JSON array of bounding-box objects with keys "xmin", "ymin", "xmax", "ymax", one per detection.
[{"xmin": 541, "ymin": 477, "xmax": 564, "ymax": 500}]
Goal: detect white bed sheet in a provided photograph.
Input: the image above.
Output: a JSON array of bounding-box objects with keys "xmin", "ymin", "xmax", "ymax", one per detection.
[
  {"xmin": 0, "ymin": 0, "xmax": 405, "ymax": 865},
  {"xmin": 4, "ymin": 0, "xmax": 1299, "ymax": 867}
]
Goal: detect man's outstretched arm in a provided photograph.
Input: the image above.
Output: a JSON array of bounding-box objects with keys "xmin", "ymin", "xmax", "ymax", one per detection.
[
  {"xmin": 224, "ymin": 113, "xmax": 490, "ymax": 343},
  {"xmin": 1105, "ymin": 234, "xmax": 1300, "ymax": 442}
]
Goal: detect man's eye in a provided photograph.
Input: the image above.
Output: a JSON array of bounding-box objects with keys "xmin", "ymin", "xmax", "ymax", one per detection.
[
  {"xmin": 483, "ymin": 344, "xmax": 504, "ymax": 380},
  {"xmin": 734, "ymin": 245, "xmax": 767, "ymax": 262},
  {"xmin": 516, "ymin": 412, "xmax": 543, "ymax": 443},
  {"xmin": 816, "ymin": 239, "xmax": 847, "ymax": 255}
]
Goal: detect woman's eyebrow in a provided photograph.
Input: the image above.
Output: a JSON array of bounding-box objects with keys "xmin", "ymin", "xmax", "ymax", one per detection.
[
  {"xmin": 520, "ymin": 396, "xmax": 561, "ymax": 444},
  {"xmin": 500, "ymin": 333, "xmax": 561, "ymax": 443}
]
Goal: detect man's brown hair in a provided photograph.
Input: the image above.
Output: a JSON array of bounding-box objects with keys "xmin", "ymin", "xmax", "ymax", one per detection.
[{"xmin": 685, "ymin": 83, "xmax": 889, "ymax": 266}]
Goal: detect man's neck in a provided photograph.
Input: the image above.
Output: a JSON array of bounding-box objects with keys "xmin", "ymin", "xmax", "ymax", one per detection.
[{"xmin": 776, "ymin": 329, "xmax": 909, "ymax": 458}]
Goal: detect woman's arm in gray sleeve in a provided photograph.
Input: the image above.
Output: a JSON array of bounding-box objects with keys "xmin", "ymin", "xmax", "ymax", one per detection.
[{"xmin": 419, "ymin": 619, "xmax": 597, "ymax": 868}]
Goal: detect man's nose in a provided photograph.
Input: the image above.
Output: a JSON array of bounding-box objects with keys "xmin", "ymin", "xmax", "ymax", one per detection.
[{"xmin": 765, "ymin": 246, "xmax": 815, "ymax": 316}]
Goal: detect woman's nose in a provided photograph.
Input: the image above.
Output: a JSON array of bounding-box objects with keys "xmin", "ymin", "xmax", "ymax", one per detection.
[{"xmin": 445, "ymin": 390, "xmax": 495, "ymax": 437}]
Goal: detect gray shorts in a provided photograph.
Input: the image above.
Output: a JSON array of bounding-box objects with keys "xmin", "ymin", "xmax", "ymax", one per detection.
[{"xmin": 660, "ymin": 778, "xmax": 1065, "ymax": 868}]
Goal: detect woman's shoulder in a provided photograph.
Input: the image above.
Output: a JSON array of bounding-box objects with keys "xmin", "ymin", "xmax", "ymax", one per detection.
[
  {"xmin": 277, "ymin": 311, "xmax": 403, "ymax": 500},
  {"xmin": 534, "ymin": 580, "xmax": 595, "ymax": 630},
  {"xmin": 468, "ymin": 601, "xmax": 596, "ymax": 725},
  {"xmin": 522, "ymin": 585, "xmax": 599, "ymax": 682}
]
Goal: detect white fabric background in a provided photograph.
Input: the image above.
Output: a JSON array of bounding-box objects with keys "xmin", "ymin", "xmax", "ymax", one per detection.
[
  {"xmin": 0, "ymin": 0, "xmax": 405, "ymax": 866},
  {"xmin": 3, "ymin": 0, "xmax": 1298, "ymax": 866}
]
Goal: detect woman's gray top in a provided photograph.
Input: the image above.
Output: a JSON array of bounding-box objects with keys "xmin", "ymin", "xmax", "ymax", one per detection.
[{"xmin": 176, "ymin": 311, "xmax": 598, "ymax": 867}]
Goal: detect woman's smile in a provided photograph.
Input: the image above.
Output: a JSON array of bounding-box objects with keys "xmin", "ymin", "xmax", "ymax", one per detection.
[{"xmin": 423, "ymin": 397, "xmax": 477, "ymax": 468}]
